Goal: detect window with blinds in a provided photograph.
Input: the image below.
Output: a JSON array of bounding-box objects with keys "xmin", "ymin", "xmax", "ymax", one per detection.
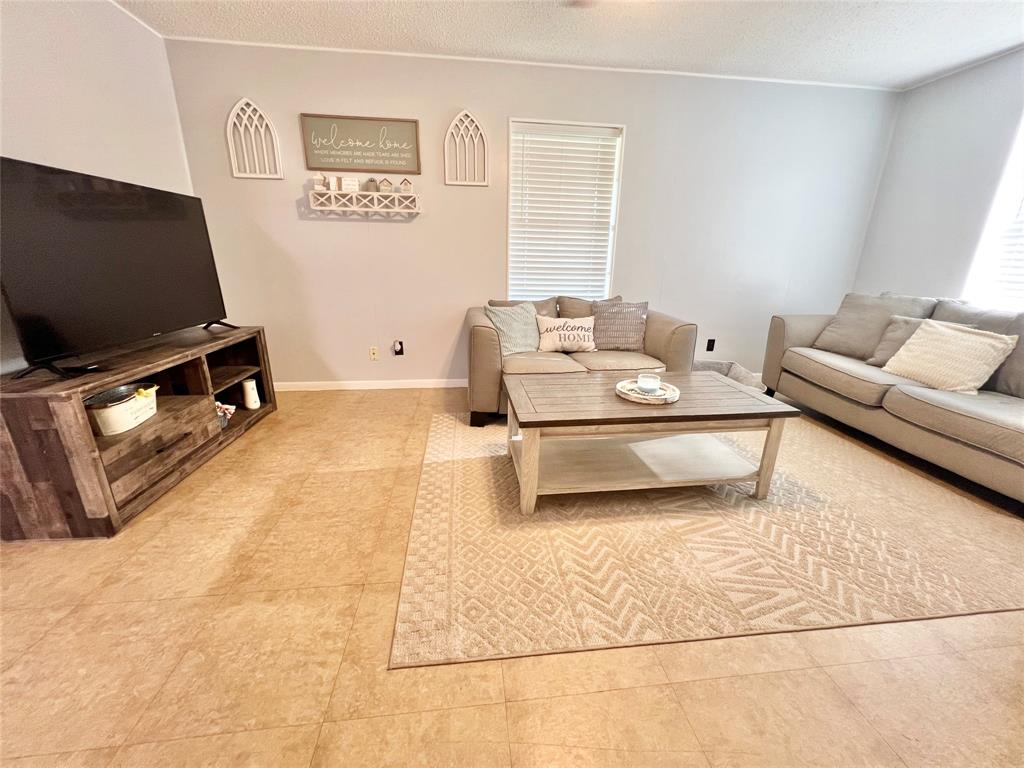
[
  {"xmin": 965, "ymin": 120, "xmax": 1024, "ymax": 310},
  {"xmin": 507, "ymin": 121, "xmax": 624, "ymax": 301}
]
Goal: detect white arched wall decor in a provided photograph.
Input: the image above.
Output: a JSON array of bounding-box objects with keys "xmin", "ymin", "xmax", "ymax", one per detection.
[
  {"xmin": 226, "ymin": 97, "xmax": 283, "ymax": 179},
  {"xmin": 444, "ymin": 110, "xmax": 488, "ymax": 186}
]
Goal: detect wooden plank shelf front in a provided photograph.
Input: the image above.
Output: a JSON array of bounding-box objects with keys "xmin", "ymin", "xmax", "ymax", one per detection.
[
  {"xmin": 308, "ymin": 190, "xmax": 421, "ymax": 218},
  {"xmin": 94, "ymin": 395, "xmax": 213, "ymax": 463},
  {"xmin": 209, "ymin": 365, "xmax": 261, "ymax": 394}
]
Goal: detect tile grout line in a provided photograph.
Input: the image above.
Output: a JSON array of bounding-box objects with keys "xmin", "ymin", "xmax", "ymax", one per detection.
[
  {"xmin": 499, "ymin": 664, "xmax": 514, "ymax": 766},
  {"xmin": 309, "ymin": 580, "xmax": 370, "ymax": 764},
  {"xmin": 653, "ymin": 644, "xmax": 714, "ymax": 763},
  {"xmin": 111, "ymin": 591, "xmax": 231, "ymax": 753},
  {"xmin": 819, "ymin": 664, "xmax": 912, "ymax": 768},
  {"xmin": 0, "ymin": 520, "xmax": 174, "ymax": 678}
]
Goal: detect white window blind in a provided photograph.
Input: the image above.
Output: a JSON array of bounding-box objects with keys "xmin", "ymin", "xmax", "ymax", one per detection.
[
  {"xmin": 507, "ymin": 121, "xmax": 624, "ymax": 301},
  {"xmin": 965, "ymin": 120, "xmax": 1024, "ymax": 310}
]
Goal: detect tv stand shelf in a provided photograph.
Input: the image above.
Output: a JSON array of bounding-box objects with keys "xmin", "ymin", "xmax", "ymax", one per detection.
[
  {"xmin": 210, "ymin": 364, "xmax": 261, "ymax": 394},
  {"xmin": 0, "ymin": 326, "xmax": 276, "ymax": 540}
]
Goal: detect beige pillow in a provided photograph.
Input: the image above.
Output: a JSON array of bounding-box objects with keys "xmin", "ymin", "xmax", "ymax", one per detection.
[
  {"xmin": 882, "ymin": 320, "xmax": 1019, "ymax": 392},
  {"xmin": 867, "ymin": 316, "xmax": 972, "ymax": 367},
  {"xmin": 814, "ymin": 293, "xmax": 937, "ymax": 360},
  {"xmin": 536, "ymin": 315, "xmax": 596, "ymax": 352},
  {"xmin": 558, "ymin": 295, "xmax": 622, "ymax": 319},
  {"xmin": 488, "ymin": 297, "xmax": 557, "ymax": 317}
]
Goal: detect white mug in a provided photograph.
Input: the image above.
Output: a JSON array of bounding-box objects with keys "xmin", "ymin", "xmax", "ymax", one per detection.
[
  {"xmin": 241, "ymin": 379, "xmax": 260, "ymax": 410},
  {"xmin": 636, "ymin": 373, "xmax": 661, "ymax": 394}
]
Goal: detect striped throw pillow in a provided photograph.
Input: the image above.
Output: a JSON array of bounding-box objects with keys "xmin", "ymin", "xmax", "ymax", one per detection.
[
  {"xmin": 484, "ymin": 302, "xmax": 540, "ymax": 356},
  {"xmin": 593, "ymin": 300, "xmax": 647, "ymax": 352}
]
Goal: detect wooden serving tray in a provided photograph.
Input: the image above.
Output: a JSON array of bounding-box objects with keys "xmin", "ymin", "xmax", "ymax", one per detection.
[{"xmin": 615, "ymin": 379, "xmax": 681, "ymax": 405}]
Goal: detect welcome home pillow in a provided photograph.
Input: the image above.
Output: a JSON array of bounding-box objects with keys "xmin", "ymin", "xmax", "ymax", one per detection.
[
  {"xmin": 882, "ymin": 320, "xmax": 1019, "ymax": 393},
  {"xmin": 536, "ymin": 315, "xmax": 596, "ymax": 353}
]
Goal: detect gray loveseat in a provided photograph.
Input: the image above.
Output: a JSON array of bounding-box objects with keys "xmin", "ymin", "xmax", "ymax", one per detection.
[
  {"xmin": 466, "ymin": 297, "xmax": 697, "ymax": 426},
  {"xmin": 762, "ymin": 295, "xmax": 1024, "ymax": 502}
]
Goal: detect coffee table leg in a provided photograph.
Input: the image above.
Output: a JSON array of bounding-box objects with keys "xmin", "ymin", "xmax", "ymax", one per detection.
[
  {"xmin": 754, "ymin": 419, "xmax": 785, "ymax": 499},
  {"xmin": 507, "ymin": 401, "xmax": 519, "ymax": 448},
  {"xmin": 519, "ymin": 428, "xmax": 540, "ymax": 515}
]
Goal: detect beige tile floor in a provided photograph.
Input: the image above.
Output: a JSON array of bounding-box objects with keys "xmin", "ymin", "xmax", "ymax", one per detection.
[{"xmin": 1, "ymin": 389, "xmax": 1022, "ymax": 767}]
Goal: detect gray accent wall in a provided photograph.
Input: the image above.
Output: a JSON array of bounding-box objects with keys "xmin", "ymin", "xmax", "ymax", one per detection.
[
  {"xmin": 854, "ymin": 49, "xmax": 1024, "ymax": 298},
  {"xmin": 165, "ymin": 41, "xmax": 897, "ymax": 381},
  {"xmin": 1, "ymin": 0, "xmax": 192, "ymax": 374}
]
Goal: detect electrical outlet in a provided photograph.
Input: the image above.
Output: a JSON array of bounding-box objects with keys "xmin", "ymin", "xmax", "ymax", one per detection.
[
  {"xmin": 369, "ymin": 345, "xmax": 379, "ymax": 361},
  {"xmin": 392, "ymin": 340, "xmax": 405, "ymax": 356},
  {"xmin": 706, "ymin": 338, "xmax": 716, "ymax": 352}
]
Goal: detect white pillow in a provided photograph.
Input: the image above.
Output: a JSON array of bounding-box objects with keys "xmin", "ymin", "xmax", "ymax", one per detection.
[
  {"xmin": 882, "ymin": 320, "xmax": 1019, "ymax": 393},
  {"xmin": 537, "ymin": 314, "xmax": 596, "ymax": 353}
]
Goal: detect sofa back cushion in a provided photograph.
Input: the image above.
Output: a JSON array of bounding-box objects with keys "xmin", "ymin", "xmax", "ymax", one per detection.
[
  {"xmin": 932, "ymin": 300, "xmax": 1023, "ymax": 397},
  {"xmin": 558, "ymin": 295, "xmax": 621, "ymax": 318},
  {"xmin": 488, "ymin": 297, "xmax": 557, "ymax": 317},
  {"xmin": 813, "ymin": 293, "xmax": 937, "ymax": 360},
  {"xmin": 484, "ymin": 302, "xmax": 540, "ymax": 356}
]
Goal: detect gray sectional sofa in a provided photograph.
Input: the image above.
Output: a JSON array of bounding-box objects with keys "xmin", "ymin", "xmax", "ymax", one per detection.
[{"xmin": 762, "ymin": 296, "xmax": 1024, "ymax": 502}]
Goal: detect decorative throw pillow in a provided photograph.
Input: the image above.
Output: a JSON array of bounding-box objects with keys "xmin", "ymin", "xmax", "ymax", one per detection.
[
  {"xmin": 931, "ymin": 300, "xmax": 1023, "ymax": 397},
  {"xmin": 813, "ymin": 293, "xmax": 937, "ymax": 360},
  {"xmin": 866, "ymin": 316, "xmax": 973, "ymax": 367},
  {"xmin": 593, "ymin": 300, "xmax": 647, "ymax": 351},
  {"xmin": 536, "ymin": 313, "xmax": 598, "ymax": 354},
  {"xmin": 487, "ymin": 297, "xmax": 557, "ymax": 318},
  {"xmin": 536, "ymin": 315, "xmax": 596, "ymax": 353},
  {"xmin": 484, "ymin": 302, "xmax": 539, "ymax": 357},
  {"xmin": 557, "ymin": 295, "xmax": 622, "ymax": 319},
  {"xmin": 882, "ymin": 320, "xmax": 1019, "ymax": 393}
]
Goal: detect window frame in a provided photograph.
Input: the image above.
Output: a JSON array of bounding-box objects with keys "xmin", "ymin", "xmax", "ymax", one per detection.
[{"xmin": 505, "ymin": 117, "xmax": 627, "ymax": 301}]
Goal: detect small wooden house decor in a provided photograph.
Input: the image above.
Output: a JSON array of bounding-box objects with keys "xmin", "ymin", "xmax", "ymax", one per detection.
[
  {"xmin": 444, "ymin": 110, "xmax": 488, "ymax": 186},
  {"xmin": 399, "ymin": 178, "xmax": 414, "ymax": 193},
  {"xmin": 378, "ymin": 178, "xmax": 394, "ymax": 193},
  {"xmin": 313, "ymin": 173, "xmax": 327, "ymax": 191},
  {"xmin": 226, "ymin": 97, "xmax": 283, "ymax": 179}
]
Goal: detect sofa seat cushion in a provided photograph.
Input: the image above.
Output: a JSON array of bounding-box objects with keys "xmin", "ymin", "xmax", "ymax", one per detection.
[
  {"xmin": 569, "ymin": 351, "xmax": 665, "ymax": 372},
  {"xmin": 883, "ymin": 385, "xmax": 1024, "ymax": 464},
  {"xmin": 502, "ymin": 351, "xmax": 587, "ymax": 374},
  {"xmin": 781, "ymin": 347, "xmax": 920, "ymax": 406}
]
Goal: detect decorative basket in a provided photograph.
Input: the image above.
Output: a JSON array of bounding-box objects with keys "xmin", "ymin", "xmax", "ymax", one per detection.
[
  {"xmin": 84, "ymin": 383, "xmax": 159, "ymax": 436},
  {"xmin": 615, "ymin": 379, "xmax": 680, "ymax": 405}
]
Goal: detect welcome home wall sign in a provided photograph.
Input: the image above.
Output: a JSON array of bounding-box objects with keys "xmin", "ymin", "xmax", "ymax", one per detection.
[{"xmin": 300, "ymin": 114, "xmax": 421, "ymax": 174}]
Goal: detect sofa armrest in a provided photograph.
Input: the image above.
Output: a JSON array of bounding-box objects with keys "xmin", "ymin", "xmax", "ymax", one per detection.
[
  {"xmin": 465, "ymin": 307, "xmax": 503, "ymax": 413},
  {"xmin": 644, "ymin": 310, "xmax": 698, "ymax": 372},
  {"xmin": 762, "ymin": 314, "xmax": 834, "ymax": 390}
]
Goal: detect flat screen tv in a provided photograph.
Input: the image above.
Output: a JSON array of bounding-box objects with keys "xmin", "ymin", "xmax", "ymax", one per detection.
[{"xmin": 1, "ymin": 157, "xmax": 227, "ymax": 367}]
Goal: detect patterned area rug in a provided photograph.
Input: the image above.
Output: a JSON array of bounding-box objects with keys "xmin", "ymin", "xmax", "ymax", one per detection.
[{"xmin": 390, "ymin": 413, "xmax": 1024, "ymax": 668}]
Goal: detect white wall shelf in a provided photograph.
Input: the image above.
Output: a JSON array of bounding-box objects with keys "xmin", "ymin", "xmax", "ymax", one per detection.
[{"xmin": 308, "ymin": 190, "xmax": 421, "ymax": 218}]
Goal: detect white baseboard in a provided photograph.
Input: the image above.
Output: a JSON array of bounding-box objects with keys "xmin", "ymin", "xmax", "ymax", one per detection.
[{"xmin": 275, "ymin": 378, "xmax": 468, "ymax": 391}]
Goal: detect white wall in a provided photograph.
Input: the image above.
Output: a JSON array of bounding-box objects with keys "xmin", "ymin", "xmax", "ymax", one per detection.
[
  {"xmin": 165, "ymin": 41, "xmax": 897, "ymax": 382},
  {"xmin": 854, "ymin": 49, "xmax": 1024, "ymax": 297},
  {"xmin": 0, "ymin": 0, "xmax": 193, "ymax": 373}
]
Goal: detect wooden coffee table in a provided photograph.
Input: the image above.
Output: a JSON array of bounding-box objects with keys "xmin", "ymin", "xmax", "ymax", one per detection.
[{"xmin": 503, "ymin": 371, "xmax": 800, "ymax": 514}]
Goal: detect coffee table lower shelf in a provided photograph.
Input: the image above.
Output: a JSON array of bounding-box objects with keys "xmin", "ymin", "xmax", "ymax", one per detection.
[
  {"xmin": 511, "ymin": 431, "xmax": 762, "ymax": 501},
  {"xmin": 510, "ymin": 432, "xmax": 760, "ymax": 499}
]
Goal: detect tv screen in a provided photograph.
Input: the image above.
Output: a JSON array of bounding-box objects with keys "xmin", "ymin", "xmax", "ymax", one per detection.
[{"xmin": 1, "ymin": 157, "xmax": 227, "ymax": 364}]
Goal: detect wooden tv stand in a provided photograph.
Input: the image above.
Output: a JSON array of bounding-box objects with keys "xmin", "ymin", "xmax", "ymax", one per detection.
[{"xmin": 0, "ymin": 326, "xmax": 276, "ymax": 540}]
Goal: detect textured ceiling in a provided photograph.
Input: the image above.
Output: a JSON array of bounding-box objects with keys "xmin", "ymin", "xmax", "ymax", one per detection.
[{"xmin": 118, "ymin": 0, "xmax": 1024, "ymax": 90}]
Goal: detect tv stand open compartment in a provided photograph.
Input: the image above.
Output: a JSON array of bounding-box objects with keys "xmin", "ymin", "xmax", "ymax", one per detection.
[{"xmin": 0, "ymin": 326, "xmax": 276, "ymax": 540}]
